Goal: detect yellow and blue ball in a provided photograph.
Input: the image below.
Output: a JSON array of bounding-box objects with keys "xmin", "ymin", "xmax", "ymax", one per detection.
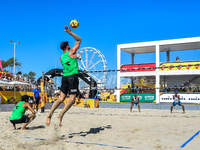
[{"xmin": 70, "ymin": 19, "xmax": 79, "ymax": 29}]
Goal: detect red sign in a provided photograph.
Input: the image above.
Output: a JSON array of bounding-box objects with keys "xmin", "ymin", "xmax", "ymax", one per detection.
[
  {"xmin": 121, "ymin": 63, "xmax": 156, "ymax": 72},
  {"xmin": 186, "ymin": 64, "xmax": 191, "ymax": 70},
  {"xmin": 177, "ymin": 64, "xmax": 182, "ymax": 70},
  {"xmin": 195, "ymin": 64, "xmax": 200, "ymax": 69}
]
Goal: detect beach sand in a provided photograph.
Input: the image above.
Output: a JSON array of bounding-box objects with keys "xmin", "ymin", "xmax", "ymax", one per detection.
[{"xmin": 1, "ymin": 106, "xmax": 200, "ymax": 150}]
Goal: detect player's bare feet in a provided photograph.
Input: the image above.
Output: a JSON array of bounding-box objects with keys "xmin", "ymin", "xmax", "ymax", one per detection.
[
  {"xmin": 57, "ymin": 114, "xmax": 62, "ymax": 127},
  {"xmin": 21, "ymin": 128, "xmax": 27, "ymax": 130},
  {"xmin": 13, "ymin": 125, "xmax": 16, "ymax": 130},
  {"xmin": 46, "ymin": 114, "xmax": 51, "ymax": 126}
]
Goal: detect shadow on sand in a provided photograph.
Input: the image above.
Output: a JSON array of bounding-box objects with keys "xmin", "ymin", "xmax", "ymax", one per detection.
[{"xmin": 60, "ymin": 125, "xmax": 112, "ymax": 139}]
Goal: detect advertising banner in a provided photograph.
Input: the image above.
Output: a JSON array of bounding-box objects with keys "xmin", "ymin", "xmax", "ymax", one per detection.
[
  {"xmin": 160, "ymin": 93, "xmax": 200, "ymax": 103},
  {"xmin": 120, "ymin": 93, "xmax": 155, "ymax": 102},
  {"xmin": 121, "ymin": 63, "xmax": 156, "ymax": 72},
  {"xmin": 160, "ymin": 61, "xmax": 200, "ymax": 71},
  {"xmin": 0, "ymin": 104, "xmax": 15, "ymax": 111}
]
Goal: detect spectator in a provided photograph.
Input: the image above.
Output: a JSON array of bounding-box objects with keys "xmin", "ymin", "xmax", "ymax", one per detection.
[
  {"xmin": 193, "ymin": 89, "xmax": 197, "ymax": 92},
  {"xmin": 113, "ymin": 87, "xmax": 117, "ymax": 101},
  {"xmin": 187, "ymin": 87, "xmax": 191, "ymax": 94},
  {"xmin": 3, "ymin": 76, "xmax": 8, "ymax": 81},
  {"xmin": 49, "ymin": 77, "xmax": 54, "ymax": 88},
  {"xmin": 126, "ymin": 85, "xmax": 131, "ymax": 93},
  {"xmin": 32, "ymin": 85, "xmax": 40, "ymax": 113},
  {"xmin": 135, "ymin": 86, "xmax": 139, "ymax": 93},
  {"xmin": 174, "ymin": 86, "xmax": 179, "ymax": 93},
  {"xmin": 8, "ymin": 76, "xmax": 11, "ymax": 81},
  {"xmin": 49, "ymin": 77, "xmax": 54, "ymax": 97},
  {"xmin": 179, "ymin": 87, "xmax": 185, "ymax": 93},
  {"xmin": 176, "ymin": 57, "xmax": 180, "ymax": 62},
  {"xmin": 139, "ymin": 88, "xmax": 143, "ymax": 93}
]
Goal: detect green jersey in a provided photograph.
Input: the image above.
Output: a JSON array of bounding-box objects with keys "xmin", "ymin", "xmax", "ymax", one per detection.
[
  {"xmin": 127, "ymin": 88, "xmax": 131, "ymax": 93},
  {"xmin": 61, "ymin": 51, "xmax": 79, "ymax": 76},
  {"xmin": 10, "ymin": 101, "xmax": 26, "ymax": 120}
]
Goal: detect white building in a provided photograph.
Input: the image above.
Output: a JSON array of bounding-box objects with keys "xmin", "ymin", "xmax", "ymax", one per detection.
[{"xmin": 117, "ymin": 37, "xmax": 200, "ymax": 103}]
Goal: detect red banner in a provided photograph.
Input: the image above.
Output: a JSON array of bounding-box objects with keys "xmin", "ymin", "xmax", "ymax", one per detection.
[
  {"xmin": 0, "ymin": 72, "xmax": 11, "ymax": 77},
  {"xmin": 121, "ymin": 63, "xmax": 156, "ymax": 72}
]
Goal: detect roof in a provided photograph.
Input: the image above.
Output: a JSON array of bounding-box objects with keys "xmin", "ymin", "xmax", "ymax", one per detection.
[{"xmin": 118, "ymin": 37, "xmax": 200, "ymax": 54}]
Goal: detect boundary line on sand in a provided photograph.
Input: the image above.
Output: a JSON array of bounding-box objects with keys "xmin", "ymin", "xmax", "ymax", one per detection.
[
  {"xmin": 25, "ymin": 136, "xmax": 134, "ymax": 149},
  {"xmin": 180, "ymin": 130, "xmax": 200, "ymax": 148}
]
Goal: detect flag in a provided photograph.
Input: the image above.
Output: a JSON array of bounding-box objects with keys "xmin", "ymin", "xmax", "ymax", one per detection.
[{"xmin": 0, "ymin": 58, "xmax": 3, "ymax": 71}]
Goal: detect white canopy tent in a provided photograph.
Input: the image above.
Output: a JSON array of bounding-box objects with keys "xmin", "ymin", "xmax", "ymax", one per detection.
[
  {"xmin": 0, "ymin": 81, "xmax": 30, "ymax": 87},
  {"xmin": 0, "ymin": 81, "xmax": 10, "ymax": 86},
  {"xmin": 0, "ymin": 81, "xmax": 31, "ymax": 100}
]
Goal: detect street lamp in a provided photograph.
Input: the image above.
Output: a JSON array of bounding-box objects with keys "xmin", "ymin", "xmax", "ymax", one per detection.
[{"xmin": 10, "ymin": 40, "xmax": 20, "ymax": 77}]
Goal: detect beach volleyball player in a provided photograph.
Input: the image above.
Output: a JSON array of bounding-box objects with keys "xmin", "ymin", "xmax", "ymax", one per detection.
[
  {"xmin": 10, "ymin": 95, "xmax": 36, "ymax": 130},
  {"xmin": 46, "ymin": 26, "xmax": 81, "ymax": 127},
  {"xmin": 170, "ymin": 92, "xmax": 185, "ymax": 113},
  {"xmin": 130, "ymin": 94, "xmax": 141, "ymax": 112}
]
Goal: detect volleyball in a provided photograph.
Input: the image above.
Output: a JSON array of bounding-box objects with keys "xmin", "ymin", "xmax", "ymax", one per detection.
[{"xmin": 70, "ymin": 19, "xmax": 79, "ymax": 29}]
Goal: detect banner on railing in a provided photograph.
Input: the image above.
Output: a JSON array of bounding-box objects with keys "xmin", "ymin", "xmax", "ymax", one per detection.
[
  {"xmin": 121, "ymin": 63, "xmax": 156, "ymax": 72},
  {"xmin": 160, "ymin": 62, "xmax": 200, "ymax": 71},
  {"xmin": 160, "ymin": 93, "xmax": 200, "ymax": 103},
  {"xmin": 120, "ymin": 93, "xmax": 155, "ymax": 103}
]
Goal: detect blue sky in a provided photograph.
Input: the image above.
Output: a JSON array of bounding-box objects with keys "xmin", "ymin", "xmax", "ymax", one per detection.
[{"xmin": 0, "ymin": 0, "xmax": 200, "ymax": 82}]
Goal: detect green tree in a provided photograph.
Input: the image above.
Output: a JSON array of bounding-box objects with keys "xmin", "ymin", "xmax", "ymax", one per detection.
[
  {"xmin": 1, "ymin": 57, "xmax": 22, "ymax": 72},
  {"xmin": 28, "ymin": 71, "xmax": 36, "ymax": 79},
  {"xmin": 1, "ymin": 60, "xmax": 8, "ymax": 69},
  {"xmin": 23, "ymin": 73, "xmax": 29, "ymax": 77}
]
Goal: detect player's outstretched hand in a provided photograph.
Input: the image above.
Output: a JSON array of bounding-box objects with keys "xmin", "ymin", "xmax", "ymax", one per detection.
[{"xmin": 64, "ymin": 26, "xmax": 71, "ymax": 33}]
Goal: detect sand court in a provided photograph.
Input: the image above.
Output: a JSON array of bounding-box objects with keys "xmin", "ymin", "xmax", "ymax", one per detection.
[{"xmin": 1, "ymin": 107, "xmax": 200, "ymax": 150}]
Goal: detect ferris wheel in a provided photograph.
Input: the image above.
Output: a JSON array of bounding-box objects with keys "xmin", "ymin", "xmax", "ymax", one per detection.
[{"xmin": 77, "ymin": 47, "xmax": 108, "ymax": 89}]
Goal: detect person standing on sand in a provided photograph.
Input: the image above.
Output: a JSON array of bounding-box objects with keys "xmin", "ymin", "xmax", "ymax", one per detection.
[
  {"xmin": 130, "ymin": 94, "xmax": 141, "ymax": 112},
  {"xmin": 9, "ymin": 95, "xmax": 36, "ymax": 130},
  {"xmin": 46, "ymin": 26, "xmax": 81, "ymax": 127},
  {"xmin": 32, "ymin": 85, "xmax": 40, "ymax": 112},
  {"xmin": 170, "ymin": 92, "xmax": 185, "ymax": 113}
]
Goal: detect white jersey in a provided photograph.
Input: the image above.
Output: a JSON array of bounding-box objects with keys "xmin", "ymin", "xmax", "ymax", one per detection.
[
  {"xmin": 114, "ymin": 90, "xmax": 117, "ymax": 96},
  {"xmin": 174, "ymin": 95, "xmax": 179, "ymax": 102},
  {"xmin": 132, "ymin": 96, "xmax": 139, "ymax": 103}
]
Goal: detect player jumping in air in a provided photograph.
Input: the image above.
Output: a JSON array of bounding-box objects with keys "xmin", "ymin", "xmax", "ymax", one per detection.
[{"xmin": 46, "ymin": 26, "xmax": 81, "ymax": 127}]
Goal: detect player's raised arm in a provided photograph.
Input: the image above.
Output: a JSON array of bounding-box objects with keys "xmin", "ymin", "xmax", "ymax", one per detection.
[{"xmin": 64, "ymin": 26, "xmax": 82, "ymax": 55}]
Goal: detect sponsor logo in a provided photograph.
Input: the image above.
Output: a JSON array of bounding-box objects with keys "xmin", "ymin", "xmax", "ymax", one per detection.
[
  {"xmin": 70, "ymin": 89, "xmax": 77, "ymax": 92},
  {"xmin": 85, "ymin": 77, "xmax": 91, "ymax": 81},
  {"xmin": 91, "ymin": 87, "xmax": 97, "ymax": 90},
  {"xmin": 45, "ymin": 75, "xmax": 52, "ymax": 79},
  {"xmin": 122, "ymin": 96, "xmax": 131, "ymax": 100},
  {"xmin": 160, "ymin": 94, "xmax": 200, "ymax": 103},
  {"xmin": 144, "ymin": 96, "xmax": 154, "ymax": 100}
]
